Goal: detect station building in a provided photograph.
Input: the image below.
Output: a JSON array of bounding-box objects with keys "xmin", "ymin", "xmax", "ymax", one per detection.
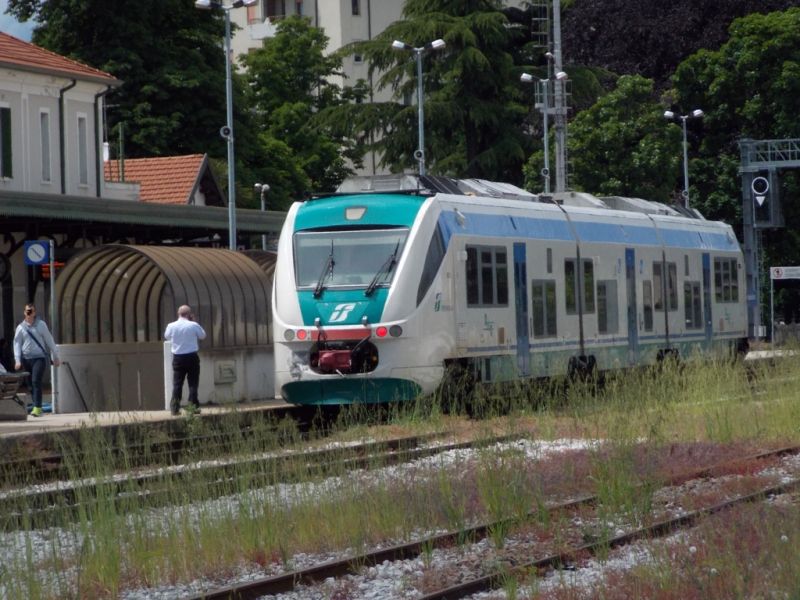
[{"xmin": 0, "ymin": 31, "xmax": 284, "ymax": 373}]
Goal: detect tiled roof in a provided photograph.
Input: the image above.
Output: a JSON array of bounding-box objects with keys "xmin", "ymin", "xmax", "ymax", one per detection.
[
  {"xmin": 0, "ymin": 31, "xmax": 118, "ymax": 84},
  {"xmin": 105, "ymin": 154, "xmax": 208, "ymax": 205}
]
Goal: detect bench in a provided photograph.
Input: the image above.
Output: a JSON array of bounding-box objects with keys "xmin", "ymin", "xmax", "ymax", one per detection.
[{"xmin": 0, "ymin": 373, "xmax": 29, "ymax": 421}]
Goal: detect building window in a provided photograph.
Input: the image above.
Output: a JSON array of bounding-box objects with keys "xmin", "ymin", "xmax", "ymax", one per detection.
[
  {"xmin": 352, "ymin": 0, "xmax": 360, "ymax": 15},
  {"xmin": 597, "ymin": 280, "xmax": 619, "ymax": 334},
  {"xmin": 353, "ymin": 39, "xmax": 363, "ymax": 64},
  {"xmin": 296, "ymin": 0, "xmax": 302, "ymax": 15},
  {"xmin": 565, "ymin": 258, "xmax": 594, "ymax": 314},
  {"xmin": 531, "ymin": 280, "xmax": 557, "ymax": 338},
  {"xmin": 714, "ymin": 257, "xmax": 739, "ymax": 303},
  {"xmin": 684, "ymin": 281, "xmax": 702, "ymax": 329},
  {"xmin": 0, "ymin": 107, "xmax": 11, "ymax": 178},
  {"xmin": 77, "ymin": 115, "xmax": 88, "ymax": 185},
  {"xmin": 466, "ymin": 245, "xmax": 508, "ymax": 307},
  {"xmin": 643, "ymin": 280, "xmax": 654, "ymax": 332},
  {"xmin": 40, "ymin": 111, "xmax": 51, "ymax": 182},
  {"xmin": 264, "ymin": 0, "xmax": 286, "ymax": 21}
]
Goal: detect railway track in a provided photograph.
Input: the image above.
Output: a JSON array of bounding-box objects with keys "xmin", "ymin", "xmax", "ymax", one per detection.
[
  {"xmin": 181, "ymin": 444, "xmax": 800, "ymax": 600},
  {"xmin": 0, "ymin": 431, "xmax": 522, "ymax": 530},
  {"xmin": 0, "ymin": 404, "xmax": 323, "ymax": 487}
]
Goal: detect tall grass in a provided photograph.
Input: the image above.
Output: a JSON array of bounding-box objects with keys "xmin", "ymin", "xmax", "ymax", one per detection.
[{"xmin": 1, "ymin": 353, "xmax": 800, "ymax": 598}]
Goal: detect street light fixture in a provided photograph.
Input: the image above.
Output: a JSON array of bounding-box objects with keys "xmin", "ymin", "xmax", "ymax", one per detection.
[
  {"xmin": 521, "ymin": 70, "xmax": 568, "ymax": 194},
  {"xmin": 254, "ymin": 183, "xmax": 270, "ymax": 250},
  {"xmin": 195, "ymin": 0, "xmax": 258, "ymax": 250},
  {"xmin": 392, "ymin": 38, "xmax": 446, "ymax": 177},
  {"xmin": 664, "ymin": 108, "xmax": 704, "ymax": 210}
]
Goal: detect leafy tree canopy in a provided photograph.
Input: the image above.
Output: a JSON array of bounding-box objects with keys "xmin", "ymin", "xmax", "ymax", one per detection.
[
  {"xmin": 670, "ymin": 8, "xmax": 800, "ymax": 266},
  {"xmin": 322, "ymin": 0, "xmax": 533, "ymax": 182},
  {"xmin": 242, "ymin": 15, "xmax": 366, "ymax": 195},
  {"xmin": 525, "ymin": 75, "xmax": 681, "ymax": 202},
  {"xmin": 562, "ymin": 0, "xmax": 800, "ymax": 93}
]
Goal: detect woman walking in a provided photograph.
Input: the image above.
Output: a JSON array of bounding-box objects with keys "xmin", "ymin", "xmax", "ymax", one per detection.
[{"xmin": 14, "ymin": 304, "xmax": 60, "ymax": 417}]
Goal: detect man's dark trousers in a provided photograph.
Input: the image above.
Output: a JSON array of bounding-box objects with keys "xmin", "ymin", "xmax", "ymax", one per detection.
[{"xmin": 171, "ymin": 352, "xmax": 200, "ymax": 412}]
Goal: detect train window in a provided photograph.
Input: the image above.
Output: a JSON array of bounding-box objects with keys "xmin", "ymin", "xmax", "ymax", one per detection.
[
  {"xmin": 714, "ymin": 258, "xmax": 739, "ymax": 303},
  {"xmin": 294, "ymin": 228, "xmax": 409, "ymax": 290},
  {"xmin": 466, "ymin": 248, "xmax": 479, "ymax": 305},
  {"xmin": 466, "ymin": 245, "xmax": 509, "ymax": 308},
  {"xmin": 685, "ymin": 254, "xmax": 690, "ymax": 277},
  {"xmin": 565, "ymin": 259, "xmax": 577, "ymax": 314},
  {"xmin": 565, "ymin": 258, "xmax": 594, "ymax": 313},
  {"xmin": 643, "ymin": 281, "xmax": 654, "ymax": 332},
  {"xmin": 653, "ymin": 263, "xmax": 664, "ymax": 310},
  {"xmin": 597, "ymin": 280, "xmax": 619, "ymax": 334},
  {"xmin": 667, "ymin": 263, "xmax": 678, "ymax": 310},
  {"xmin": 582, "ymin": 258, "xmax": 595, "ymax": 313},
  {"xmin": 684, "ymin": 281, "xmax": 702, "ymax": 329},
  {"xmin": 547, "ymin": 248, "xmax": 553, "ymax": 274},
  {"xmin": 416, "ymin": 223, "xmax": 446, "ymax": 306},
  {"xmin": 531, "ymin": 280, "xmax": 557, "ymax": 338}
]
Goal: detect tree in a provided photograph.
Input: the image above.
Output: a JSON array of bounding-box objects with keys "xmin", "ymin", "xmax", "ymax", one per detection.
[
  {"xmin": 670, "ymin": 8, "xmax": 800, "ymax": 234},
  {"xmin": 325, "ymin": 0, "xmax": 532, "ymax": 182},
  {"xmin": 562, "ymin": 0, "xmax": 800, "ymax": 93},
  {"xmin": 242, "ymin": 16, "xmax": 366, "ymax": 194},
  {"xmin": 525, "ymin": 75, "xmax": 681, "ymax": 201}
]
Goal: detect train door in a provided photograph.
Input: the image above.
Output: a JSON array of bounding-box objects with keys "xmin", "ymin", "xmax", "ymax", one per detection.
[
  {"xmin": 702, "ymin": 252, "xmax": 712, "ymax": 348},
  {"xmin": 626, "ymin": 248, "xmax": 639, "ymax": 365},
  {"xmin": 513, "ymin": 243, "xmax": 531, "ymax": 377}
]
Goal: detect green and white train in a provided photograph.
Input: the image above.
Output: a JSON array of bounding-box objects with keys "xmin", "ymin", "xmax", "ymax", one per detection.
[{"xmin": 272, "ymin": 178, "xmax": 747, "ymax": 405}]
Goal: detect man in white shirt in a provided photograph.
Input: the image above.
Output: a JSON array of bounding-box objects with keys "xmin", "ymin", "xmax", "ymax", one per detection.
[{"xmin": 164, "ymin": 305, "xmax": 206, "ymax": 415}]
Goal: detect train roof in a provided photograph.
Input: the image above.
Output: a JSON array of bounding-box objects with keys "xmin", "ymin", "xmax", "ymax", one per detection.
[{"xmin": 333, "ymin": 175, "xmax": 706, "ymax": 221}]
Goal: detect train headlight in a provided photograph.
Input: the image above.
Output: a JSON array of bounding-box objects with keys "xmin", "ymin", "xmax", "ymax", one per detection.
[
  {"xmin": 284, "ymin": 330, "xmax": 295, "ymax": 341},
  {"xmin": 297, "ymin": 329, "xmax": 308, "ymax": 340},
  {"xmin": 375, "ymin": 326, "xmax": 388, "ymax": 338},
  {"xmin": 389, "ymin": 325, "xmax": 403, "ymax": 337}
]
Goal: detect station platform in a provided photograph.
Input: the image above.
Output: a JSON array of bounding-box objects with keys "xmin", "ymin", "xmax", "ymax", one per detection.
[{"xmin": 0, "ymin": 397, "xmax": 293, "ymax": 456}]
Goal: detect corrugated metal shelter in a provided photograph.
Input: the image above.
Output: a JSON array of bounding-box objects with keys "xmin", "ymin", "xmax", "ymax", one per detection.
[{"xmin": 57, "ymin": 246, "xmax": 273, "ymax": 348}]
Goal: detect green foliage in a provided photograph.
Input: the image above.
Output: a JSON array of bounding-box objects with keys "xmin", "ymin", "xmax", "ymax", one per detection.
[
  {"xmin": 242, "ymin": 15, "xmax": 366, "ymax": 196},
  {"xmin": 326, "ymin": 0, "xmax": 534, "ymax": 182},
  {"xmin": 670, "ymin": 8, "xmax": 800, "ymax": 262},
  {"xmin": 525, "ymin": 75, "xmax": 681, "ymax": 201}
]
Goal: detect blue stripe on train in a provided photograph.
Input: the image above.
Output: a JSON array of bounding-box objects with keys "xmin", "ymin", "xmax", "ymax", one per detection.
[{"xmin": 437, "ymin": 209, "xmax": 737, "ymax": 251}]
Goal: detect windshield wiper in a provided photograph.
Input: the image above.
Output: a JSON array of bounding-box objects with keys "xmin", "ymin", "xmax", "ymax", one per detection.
[
  {"xmin": 313, "ymin": 241, "xmax": 334, "ymax": 298},
  {"xmin": 365, "ymin": 240, "xmax": 400, "ymax": 297}
]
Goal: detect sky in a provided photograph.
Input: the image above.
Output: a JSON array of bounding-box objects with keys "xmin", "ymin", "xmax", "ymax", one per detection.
[{"xmin": 0, "ymin": 0, "xmax": 35, "ymax": 41}]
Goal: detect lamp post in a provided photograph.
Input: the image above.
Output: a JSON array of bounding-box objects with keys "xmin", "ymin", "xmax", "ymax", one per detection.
[
  {"xmin": 391, "ymin": 38, "xmax": 446, "ymax": 177},
  {"xmin": 195, "ymin": 0, "xmax": 257, "ymax": 250},
  {"xmin": 521, "ymin": 70, "xmax": 568, "ymax": 194},
  {"xmin": 664, "ymin": 108, "xmax": 704, "ymax": 210},
  {"xmin": 254, "ymin": 183, "xmax": 270, "ymax": 250}
]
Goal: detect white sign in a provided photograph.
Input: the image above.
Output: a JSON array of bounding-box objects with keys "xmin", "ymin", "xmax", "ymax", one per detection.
[{"xmin": 771, "ymin": 266, "xmax": 800, "ymax": 280}]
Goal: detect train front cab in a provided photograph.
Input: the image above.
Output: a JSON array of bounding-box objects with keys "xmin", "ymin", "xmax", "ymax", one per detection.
[{"xmin": 273, "ymin": 194, "xmax": 453, "ymax": 405}]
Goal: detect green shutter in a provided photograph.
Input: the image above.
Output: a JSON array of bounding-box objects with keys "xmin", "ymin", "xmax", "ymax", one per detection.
[{"xmin": 0, "ymin": 108, "xmax": 11, "ymax": 178}]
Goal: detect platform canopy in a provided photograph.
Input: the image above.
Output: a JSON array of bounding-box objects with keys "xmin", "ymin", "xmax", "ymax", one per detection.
[{"xmin": 57, "ymin": 246, "xmax": 273, "ymax": 348}]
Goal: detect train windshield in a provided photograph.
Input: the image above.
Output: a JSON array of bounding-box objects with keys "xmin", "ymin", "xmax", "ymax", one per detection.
[{"xmin": 294, "ymin": 228, "xmax": 410, "ymax": 291}]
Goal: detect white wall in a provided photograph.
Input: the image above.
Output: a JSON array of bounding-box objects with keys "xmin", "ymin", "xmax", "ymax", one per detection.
[
  {"xmin": 0, "ymin": 67, "xmax": 109, "ymax": 196},
  {"xmin": 162, "ymin": 343, "xmax": 275, "ymax": 410}
]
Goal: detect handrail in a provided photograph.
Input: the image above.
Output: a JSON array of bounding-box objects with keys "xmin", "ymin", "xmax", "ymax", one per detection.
[{"xmin": 61, "ymin": 361, "xmax": 90, "ymax": 412}]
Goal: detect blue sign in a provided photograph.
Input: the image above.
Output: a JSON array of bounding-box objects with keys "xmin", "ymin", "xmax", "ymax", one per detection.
[
  {"xmin": 24, "ymin": 241, "xmax": 49, "ymax": 266},
  {"xmin": 746, "ymin": 291, "xmax": 757, "ymax": 308}
]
